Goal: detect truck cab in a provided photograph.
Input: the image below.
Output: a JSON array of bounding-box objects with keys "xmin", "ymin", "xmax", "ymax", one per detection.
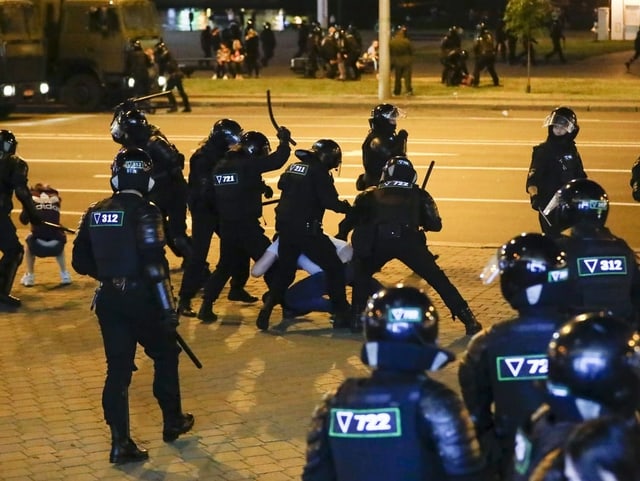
[
  {"xmin": 38, "ymin": 0, "xmax": 162, "ymax": 111},
  {"xmin": 0, "ymin": 0, "xmax": 48, "ymax": 117}
]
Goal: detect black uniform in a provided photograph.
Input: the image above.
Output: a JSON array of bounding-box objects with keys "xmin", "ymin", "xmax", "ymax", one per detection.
[
  {"xmin": 359, "ymin": 129, "xmax": 407, "ymax": 190},
  {"xmin": 259, "ymin": 23, "xmax": 276, "ymax": 67},
  {"xmin": 557, "ymin": 227, "xmax": 640, "ymax": 323},
  {"xmin": 0, "ymin": 151, "xmax": 40, "ymax": 307},
  {"xmin": 179, "ymin": 138, "xmax": 250, "ymax": 312},
  {"xmin": 72, "ymin": 190, "xmax": 192, "ymax": 460},
  {"xmin": 458, "ymin": 308, "xmax": 567, "ymax": 479},
  {"xmin": 198, "ymin": 134, "xmax": 290, "ymax": 322},
  {"xmin": 301, "ymin": 341, "xmax": 487, "ymax": 481},
  {"xmin": 261, "ymin": 152, "xmax": 351, "ymax": 328},
  {"xmin": 442, "ymin": 48, "xmax": 470, "ymax": 86},
  {"xmin": 526, "ymin": 134, "xmax": 586, "ymax": 237},
  {"xmin": 155, "ymin": 43, "xmax": 191, "ymax": 113},
  {"xmin": 472, "ymin": 28, "xmax": 500, "ymax": 87},
  {"xmin": 340, "ymin": 180, "xmax": 479, "ymax": 333}
]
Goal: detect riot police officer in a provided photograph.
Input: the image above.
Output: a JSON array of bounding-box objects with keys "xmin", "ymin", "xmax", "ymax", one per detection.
[
  {"xmin": 301, "ymin": 286, "xmax": 487, "ymax": 481},
  {"xmin": 526, "ymin": 106, "xmax": 586, "ymax": 237},
  {"xmin": 547, "ymin": 178, "xmax": 640, "ymax": 324},
  {"xmin": 71, "ymin": 148, "xmax": 193, "ymax": 464},
  {"xmin": 471, "ymin": 23, "xmax": 500, "ymax": 87},
  {"xmin": 111, "ymin": 108, "xmax": 192, "ymax": 265},
  {"xmin": 459, "ymin": 233, "xmax": 571, "ymax": 480},
  {"xmin": 255, "ymin": 139, "xmax": 351, "ymax": 331},
  {"xmin": 356, "ymin": 104, "xmax": 408, "ymax": 190},
  {"xmin": 511, "ymin": 312, "xmax": 640, "ymax": 480},
  {"xmin": 177, "ymin": 119, "xmax": 255, "ymax": 317},
  {"xmin": 197, "ymin": 127, "xmax": 291, "ymax": 323},
  {"xmin": 0, "ymin": 130, "xmax": 42, "ymax": 308},
  {"xmin": 339, "ymin": 156, "xmax": 482, "ymax": 335}
]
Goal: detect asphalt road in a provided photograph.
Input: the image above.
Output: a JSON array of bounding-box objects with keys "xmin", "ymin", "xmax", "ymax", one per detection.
[{"xmin": 5, "ymin": 106, "xmax": 640, "ymax": 249}]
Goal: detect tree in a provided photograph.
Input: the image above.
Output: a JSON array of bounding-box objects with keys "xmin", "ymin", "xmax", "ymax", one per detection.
[{"xmin": 504, "ymin": 0, "xmax": 552, "ymax": 92}]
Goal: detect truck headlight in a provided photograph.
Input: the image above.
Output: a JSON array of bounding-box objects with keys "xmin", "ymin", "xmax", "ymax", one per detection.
[
  {"xmin": 39, "ymin": 83, "xmax": 49, "ymax": 95},
  {"xmin": 1, "ymin": 84, "xmax": 16, "ymax": 97}
]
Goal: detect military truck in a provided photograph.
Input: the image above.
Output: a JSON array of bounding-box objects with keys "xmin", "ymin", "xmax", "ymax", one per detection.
[
  {"xmin": 0, "ymin": 0, "xmax": 49, "ymax": 117},
  {"xmin": 35, "ymin": 0, "xmax": 163, "ymax": 111}
]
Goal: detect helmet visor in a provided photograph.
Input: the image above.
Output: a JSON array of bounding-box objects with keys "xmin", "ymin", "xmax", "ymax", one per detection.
[
  {"xmin": 543, "ymin": 112, "xmax": 576, "ymax": 134},
  {"xmin": 383, "ymin": 107, "xmax": 406, "ymax": 124},
  {"xmin": 480, "ymin": 251, "xmax": 500, "ymax": 285}
]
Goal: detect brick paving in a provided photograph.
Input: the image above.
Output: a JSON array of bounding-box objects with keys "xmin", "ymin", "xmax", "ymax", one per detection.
[{"xmin": 0, "ymin": 228, "xmax": 513, "ymax": 481}]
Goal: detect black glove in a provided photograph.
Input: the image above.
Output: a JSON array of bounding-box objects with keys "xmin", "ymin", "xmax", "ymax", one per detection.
[
  {"xmin": 530, "ymin": 195, "xmax": 542, "ymax": 211},
  {"xmin": 262, "ymin": 181, "xmax": 274, "ymax": 199},
  {"xmin": 338, "ymin": 199, "xmax": 351, "ymax": 214},
  {"xmin": 397, "ymin": 129, "xmax": 408, "ymax": 142},
  {"xmin": 276, "ymin": 127, "xmax": 291, "ymax": 144},
  {"xmin": 162, "ymin": 309, "xmax": 180, "ymax": 335}
]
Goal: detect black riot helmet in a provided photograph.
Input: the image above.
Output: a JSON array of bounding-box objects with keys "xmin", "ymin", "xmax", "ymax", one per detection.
[
  {"xmin": 0, "ymin": 129, "xmax": 17, "ymax": 160},
  {"xmin": 110, "ymin": 147, "xmax": 154, "ymax": 194},
  {"xmin": 362, "ymin": 286, "xmax": 439, "ymax": 345},
  {"xmin": 555, "ymin": 178, "xmax": 609, "ymax": 231},
  {"xmin": 547, "ymin": 312, "xmax": 640, "ymax": 413},
  {"xmin": 544, "ymin": 106, "xmax": 579, "ymax": 140},
  {"xmin": 496, "ymin": 233, "xmax": 569, "ymax": 309},
  {"xmin": 239, "ymin": 131, "xmax": 271, "ymax": 157},
  {"xmin": 369, "ymin": 103, "xmax": 404, "ymax": 131},
  {"xmin": 111, "ymin": 109, "xmax": 150, "ymax": 145},
  {"xmin": 209, "ymin": 118, "xmax": 243, "ymax": 150},
  {"xmin": 295, "ymin": 139, "xmax": 342, "ymax": 170},
  {"xmin": 380, "ymin": 156, "xmax": 417, "ymax": 183}
]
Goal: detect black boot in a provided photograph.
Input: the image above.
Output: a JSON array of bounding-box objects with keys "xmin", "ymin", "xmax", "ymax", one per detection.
[
  {"xmin": 455, "ymin": 304, "xmax": 483, "ymax": 336},
  {"xmin": 178, "ymin": 297, "xmax": 196, "ymax": 317},
  {"xmin": 332, "ymin": 307, "xmax": 353, "ymax": 330},
  {"xmin": 163, "ymin": 413, "xmax": 195, "ymax": 442},
  {"xmin": 227, "ymin": 288, "xmax": 259, "ymax": 303},
  {"xmin": 109, "ymin": 427, "xmax": 148, "ymax": 464},
  {"xmin": 256, "ymin": 293, "xmax": 276, "ymax": 331},
  {"xmin": 197, "ymin": 301, "xmax": 218, "ymax": 323}
]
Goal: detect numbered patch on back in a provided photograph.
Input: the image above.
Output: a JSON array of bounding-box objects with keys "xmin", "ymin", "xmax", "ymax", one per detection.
[
  {"xmin": 328, "ymin": 408, "xmax": 401, "ymax": 438},
  {"xmin": 287, "ymin": 163, "xmax": 308, "ymax": 176},
  {"xmin": 496, "ymin": 354, "xmax": 548, "ymax": 381},
  {"xmin": 577, "ymin": 256, "xmax": 627, "ymax": 276},
  {"xmin": 213, "ymin": 173, "xmax": 239, "ymax": 185},
  {"xmin": 90, "ymin": 211, "xmax": 124, "ymax": 227}
]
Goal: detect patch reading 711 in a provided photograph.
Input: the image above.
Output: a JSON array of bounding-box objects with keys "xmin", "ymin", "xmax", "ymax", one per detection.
[
  {"xmin": 329, "ymin": 408, "xmax": 401, "ymax": 438},
  {"xmin": 90, "ymin": 211, "xmax": 124, "ymax": 226}
]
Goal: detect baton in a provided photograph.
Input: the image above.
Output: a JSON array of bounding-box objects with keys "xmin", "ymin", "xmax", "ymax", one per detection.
[
  {"xmin": 42, "ymin": 220, "xmax": 76, "ymax": 234},
  {"xmin": 538, "ymin": 208, "xmax": 552, "ymax": 227},
  {"xmin": 176, "ymin": 332, "xmax": 202, "ymax": 369},
  {"xmin": 262, "ymin": 198, "xmax": 280, "ymax": 206},
  {"xmin": 131, "ymin": 90, "xmax": 173, "ymax": 103},
  {"xmin": 266, "ymin": 90, "xmax": 297, "ymax": 146},
  {"xmin": 421, "ymin": 160, "xmax": 436, "ymax": 190}
]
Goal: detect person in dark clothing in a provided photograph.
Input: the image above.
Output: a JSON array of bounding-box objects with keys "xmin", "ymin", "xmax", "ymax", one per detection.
[
  {"xmin": 440, "ymin": 25, "xmax": 463, "ymax": 82},
  {"xmin": 177, "ymin": 119, "xmax": 256, "ymax": 317},
  {"xmin": 197, "ymin": 128, "xmax": 291, "ymax": 323},
  {"xmin": 320, "ymin": 26, "xmax": 339, "ymax": 79},
  {"xmin": 199, "ymin": 26, "xmax": 213, "ymax": 68},
  {"xmin": 626, "ymin": 27, "xmax": 640, "ymax": 71},
  {"xmin": 442, "ymin": 48, "xmax": 470, "ymax": 86},
  {"xmin": 301, "ymin": 286, "xmax": 488, "ymax": 481},
  {"xmin": 154, "ymin": 41, "xmax": 191, "ymax": 113},
  {"xmin": 472, "ymin": 24, "xmax": 500, "ymax": 86},
  {"xmin": 459, "ymin": 233, "xmax": 571, "ymax": 480},
  {"xmin": 0, "ymin": 130, "xmax": 42, "ymax": 308},
  {"xmin": 19, "ymin": 183, "xmax": 71, "ymax": 286},
  {"xmin": 255, "ymin": 139, "xmax": 352, "ymax": 331},
  {"xmin": 304, "ymin": 23, "xmax": 323, "ymax": 78},
  {"xmin": 260, "ymin": 22, "xmax": 276, "ymax": 67},
  {"xmin": 126, "ymin": 40, "xmax": 151, "ymax": 99},
  {"xmin": 511, "ymin": 312, "xmax": 640, "ymax": 481},
  {"xmin": 545, "ymin": 178, "xmax": 640, "ymax": 325},
  {"xmin": 244, "ymin": 27, "xmax": 261, "ymax": 78},
  {"xmin": 71, "ymin": 148, "xmax": 194, "ymax": 465},
  {"xmin": 111, "ymin": 108, "xmax": 192, "ymax": 266},
  {"xmin": 294, "ymin": 20, "xmax": 310, "ymax": 57},
  {"xmin": 526, "ymin": 106, "xmax": 586, "ymax": 238},
  {"xmin": 545, "ymin": 19, "xmax": 566, "ymax": 63},
  {"xmin": 357, "ymin": 103, "xmax": 407, "ymax": 190},
  {"xmin": 389, "ymin": 25, "xmax": 413, "ymax": 95},
  {"xmin": 339, "ymin": 156, "xmax": 482, "ymax": 336}
]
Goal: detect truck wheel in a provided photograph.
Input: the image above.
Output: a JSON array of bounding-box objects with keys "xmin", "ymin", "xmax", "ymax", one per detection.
[
  {"xmin": 0, "ymin": 105, "xmax": 15, "ymax": 119},
  {"xmin": 60, "ymin": 74, "xmax": 103, "ymax": 112}
]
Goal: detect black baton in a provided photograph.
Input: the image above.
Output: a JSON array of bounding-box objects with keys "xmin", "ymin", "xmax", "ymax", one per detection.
[
  {"xmin": 421, "ymin": 160, "xmax": 436, "ymax": 190},
  {"xmin": 176, "ymin": 332, "xmax": 202, "ymax": 369}
]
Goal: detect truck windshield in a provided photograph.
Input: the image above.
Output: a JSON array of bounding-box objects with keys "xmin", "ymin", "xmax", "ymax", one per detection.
[
  {"xmin": 0, "ymin": 3, "xmax": 40, "ymax": 39},
  {"xmin": 121, "ymin": 2, "xmax": 159, "ymax": 36}
]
